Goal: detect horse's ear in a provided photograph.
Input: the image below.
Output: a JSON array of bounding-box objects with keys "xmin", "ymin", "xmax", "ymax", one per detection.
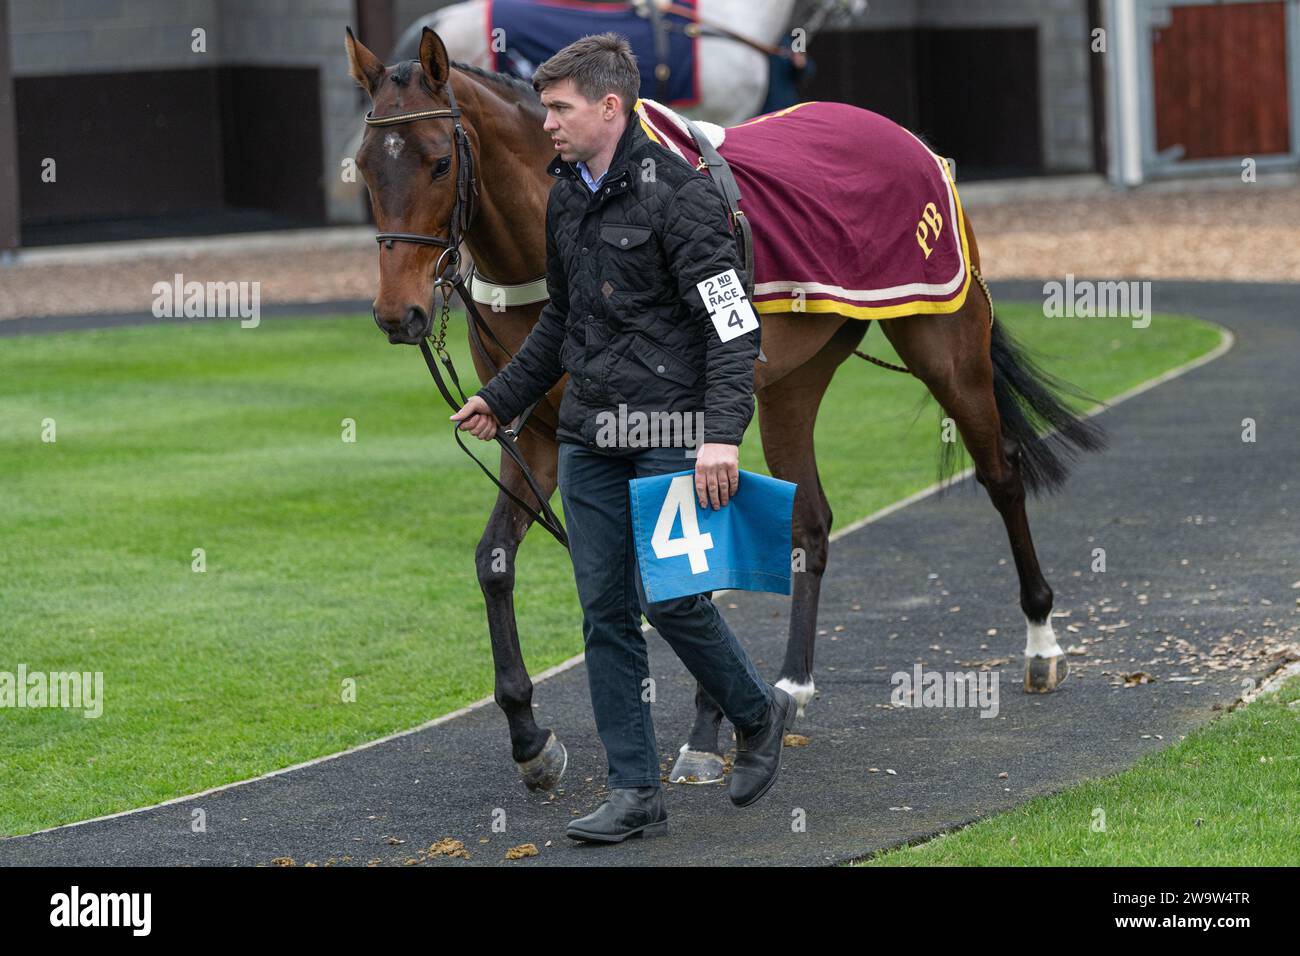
[
  {"xmin": 345, "ymin": 27, "xmax": 385, "ymax": 96},
  {"xmin": 419, "ymin": 26, "xmax": 450, "ymax": 88}
]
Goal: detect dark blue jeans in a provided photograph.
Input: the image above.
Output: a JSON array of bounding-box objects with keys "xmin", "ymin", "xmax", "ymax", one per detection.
[{"xmin": 556, "ymin": 440, "xmax": 774, "ymax": 789}]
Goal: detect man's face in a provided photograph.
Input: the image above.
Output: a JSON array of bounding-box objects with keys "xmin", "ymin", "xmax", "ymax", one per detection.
[{"xmin": 540, "ymin": 78, "xmax": 622, "ymax": 163}]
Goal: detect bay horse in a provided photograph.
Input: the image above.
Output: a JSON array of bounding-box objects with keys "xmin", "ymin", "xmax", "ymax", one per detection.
[{"xmin": 345, "ymin": 27, "xmax": 1106, "ymax": 790}]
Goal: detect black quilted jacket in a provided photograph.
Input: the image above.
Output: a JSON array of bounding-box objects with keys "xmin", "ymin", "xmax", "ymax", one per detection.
[{"xmin": 476, "ymin": 114, "xmax": 759, "ymax": 454}]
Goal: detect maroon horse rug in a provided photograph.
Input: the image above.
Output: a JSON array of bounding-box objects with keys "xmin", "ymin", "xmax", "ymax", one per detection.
[{"xmin": 634, "ymin": 98, "xmax": 973, "ymax": 320}]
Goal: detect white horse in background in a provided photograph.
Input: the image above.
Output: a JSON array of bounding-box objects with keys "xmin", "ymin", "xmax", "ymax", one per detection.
[
  {"xmin": 395, "ymin": 0, "xmax": 864, "ymax": 124},
  {"xmin": 334, "ymin": 0, "xmax": 866, "ymax": 208}
]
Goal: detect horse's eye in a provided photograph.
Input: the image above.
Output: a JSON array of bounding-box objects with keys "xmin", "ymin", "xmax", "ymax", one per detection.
[{"xmin": 432, "ymin": 156, "xmax": 451, "ymax": 179}]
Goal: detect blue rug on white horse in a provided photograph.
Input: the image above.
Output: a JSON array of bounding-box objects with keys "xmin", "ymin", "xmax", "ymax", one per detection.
[{"xmin": 488, "ymin": 0, "xmax": 700, "ymax": 106}]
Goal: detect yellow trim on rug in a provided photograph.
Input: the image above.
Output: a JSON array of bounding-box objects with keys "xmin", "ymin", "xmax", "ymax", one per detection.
[
  {"xmin": 755, "ymin": 148, "xmax": 972, "ymax": 320},
  {"xmin": 634, "ymin": 99, "xmax": 664, "ymax": 144},
  {"xmin": 733, "ymin": 101, "xmax": 820, "ymax": 128}
]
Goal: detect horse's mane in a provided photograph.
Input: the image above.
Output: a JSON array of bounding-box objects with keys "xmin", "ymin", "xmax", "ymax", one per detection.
[
  {"xmin": 389, "ymin": 58, "xmax": 544, "ymax": 116},
  {"xmin": 453, "ymin": 61, "xmax": 542, "ymax": 104}
]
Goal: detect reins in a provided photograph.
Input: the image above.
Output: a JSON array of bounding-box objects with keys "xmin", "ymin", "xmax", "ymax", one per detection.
[{"xmin": 365, "ymin": 77, "xmax": 569, "ymax": 550}]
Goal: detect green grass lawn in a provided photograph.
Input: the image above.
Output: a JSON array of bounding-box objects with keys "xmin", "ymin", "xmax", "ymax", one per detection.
[
  {"xmin": 854, "ymin": 675, "xmax": 1300, "ymax": 866},
  {"xmin": 0, "ymin": 306, "xmax": 1224, "ymax": 835}
]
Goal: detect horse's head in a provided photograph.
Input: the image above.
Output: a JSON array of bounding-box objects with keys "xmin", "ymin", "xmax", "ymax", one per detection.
[{"xmin": 346, "ymin": 27, "xmax": 477, "ymax": 345}]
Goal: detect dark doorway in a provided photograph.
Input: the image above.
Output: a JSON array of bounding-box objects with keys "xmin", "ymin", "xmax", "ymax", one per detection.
[
  {"xmin": 15, "ymin": 66, "xmax": 326, "ymax": 246},
  {"xmin": 800, "ymin": 26, "xmax": 1044, "ymax": 180}
]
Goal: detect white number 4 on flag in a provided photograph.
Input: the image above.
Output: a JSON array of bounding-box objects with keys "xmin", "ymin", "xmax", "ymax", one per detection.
[
  {"xmin": 696, "ymin": 268, "xmax": 759, "ymax": 343},
  {"xmin": 652, "ymin": 475, "xmax": 714, "ymax": 574}
]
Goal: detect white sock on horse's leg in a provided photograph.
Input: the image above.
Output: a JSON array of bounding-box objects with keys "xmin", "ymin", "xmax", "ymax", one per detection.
[{"xmin": 1024, "ymin": 616, "xmax": 1064, "ymax": 658}]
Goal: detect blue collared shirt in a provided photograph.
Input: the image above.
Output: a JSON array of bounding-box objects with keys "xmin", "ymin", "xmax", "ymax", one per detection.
[{"xmin": 575, "ymin": 159, "xmax": 607, "ymax": 193}]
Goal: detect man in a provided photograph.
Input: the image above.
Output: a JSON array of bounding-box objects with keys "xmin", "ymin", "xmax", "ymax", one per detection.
[{"xmin": 451, "ymin": 32, "xmax": 795, "ymax": 843}]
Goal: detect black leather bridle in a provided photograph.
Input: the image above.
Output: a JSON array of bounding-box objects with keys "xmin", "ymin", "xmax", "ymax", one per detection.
[
  {"xmin": 364, "ymin": 68, "xmax": 479, "ymax": 293},
  {"xmin": 364, "ymin": 75, "xmax": 568, "ymax": 550}
]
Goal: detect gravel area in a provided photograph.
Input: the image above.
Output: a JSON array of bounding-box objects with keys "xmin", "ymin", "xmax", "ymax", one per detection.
[
  {"xmin": 0, "ymin": 249, "xmax": 378, "ymax": 321},
  {"xmin": 2, "ymin": 185, "xmax": 1298, "ymax": 321},
  {"xmin": 967, "ymin": 184, "xmax": 1300, "ymax": 284}
]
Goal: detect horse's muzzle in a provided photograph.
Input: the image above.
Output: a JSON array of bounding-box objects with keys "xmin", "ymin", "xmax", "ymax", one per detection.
[{"xmin": 373, "ymin": 306, "xmax": 431, "ymax": 345}]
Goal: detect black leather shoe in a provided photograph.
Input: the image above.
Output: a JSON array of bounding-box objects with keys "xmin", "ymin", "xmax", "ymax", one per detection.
[
  {"xmin": 565, "ymin": 786, "xmax": 668, "ymax": 843},
  {"xmin": 728, "ymin": 685, "xmax": 796, "ymax": 807}
]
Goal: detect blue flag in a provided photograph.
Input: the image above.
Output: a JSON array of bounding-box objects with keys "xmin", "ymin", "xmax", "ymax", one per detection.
[{"xmin": 629, "ymin": 469, "xmax": 797, "ymax": 603}]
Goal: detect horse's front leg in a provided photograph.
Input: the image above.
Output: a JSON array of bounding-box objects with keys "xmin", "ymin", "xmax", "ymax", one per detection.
[{"xmin": 475, "ymin": 423, "xmax": 568, "ymax": 790}]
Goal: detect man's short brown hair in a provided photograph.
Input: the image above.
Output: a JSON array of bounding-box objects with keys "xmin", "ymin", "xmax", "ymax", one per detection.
[{"xmin": 532, "ymin": 32, "xmax": 640, "ymax": 116}]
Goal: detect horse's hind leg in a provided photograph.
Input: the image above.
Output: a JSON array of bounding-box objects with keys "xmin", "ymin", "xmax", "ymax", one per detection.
[
  {"xmin": 668, "ymin": 661, "xmax": 729, "ymax": 784},
  {"xmin": 758, "ymin": 320, "xmax": 864, "ymax": 713},
  {"xmin": 667, "ymin": 318, "xmax": 863, "ymax": 784},
  {"xmin": 878, "ymin": 301, "xmax": 1068, "ymax": 693},
  {"xmin": 667, "ymin": 363, "xmax": 838, "ymax": 782}
]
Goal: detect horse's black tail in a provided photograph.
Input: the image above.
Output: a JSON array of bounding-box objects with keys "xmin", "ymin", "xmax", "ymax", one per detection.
[{"xmin": 939, "ymin": 316, "xmax": 1108, "ymax": 496}]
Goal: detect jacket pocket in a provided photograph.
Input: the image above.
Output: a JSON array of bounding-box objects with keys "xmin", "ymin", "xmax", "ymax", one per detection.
[
  {"xmin": 599, "ymin": 223, "xmax": 653, "ymax": 250},
  {"xmin": 627, "ymin": 334, "xmax": 701, "ymax": 388}
]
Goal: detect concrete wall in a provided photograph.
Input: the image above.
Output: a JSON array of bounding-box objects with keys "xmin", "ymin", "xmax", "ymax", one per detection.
[
  {"xmin": 7, "ymin": 0, "xmax": 365, "ymax": 221},
  {"xmin": 5, "ymin": 0, "xmax": 1096, "ymax": 227},
  {"xmin": 920, "ymin": 0, "xmax": 1094, "ymax": 173},
  {"xmin": 819, "ymin": 0, "xmax": 1096, "ymax": 172},
  {"xmin": 8, "ymin": 0, "xmax": 219, "ymax": 73},
  {"xmin": 214, "ymin": 0, "xmax": 361, "ymax": 223}
]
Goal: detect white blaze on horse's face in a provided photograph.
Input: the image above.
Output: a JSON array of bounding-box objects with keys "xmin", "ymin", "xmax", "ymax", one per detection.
[{"xmin": 383, "ymin": 132, "xmax": 404, "ymax": 159}]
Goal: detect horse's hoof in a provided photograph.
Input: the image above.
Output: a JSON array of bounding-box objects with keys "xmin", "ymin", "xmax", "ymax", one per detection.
[
  {"xmin": 1024, "ymin": 653, "xmax": 1069, "ymax": 693},
  {"xmin": 518, "ymin": 731, "xmax": 567, "ymax": 791},
  {"xmin": 669, "ymin": 745, "xmax": 725, "ymax": 784}
]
